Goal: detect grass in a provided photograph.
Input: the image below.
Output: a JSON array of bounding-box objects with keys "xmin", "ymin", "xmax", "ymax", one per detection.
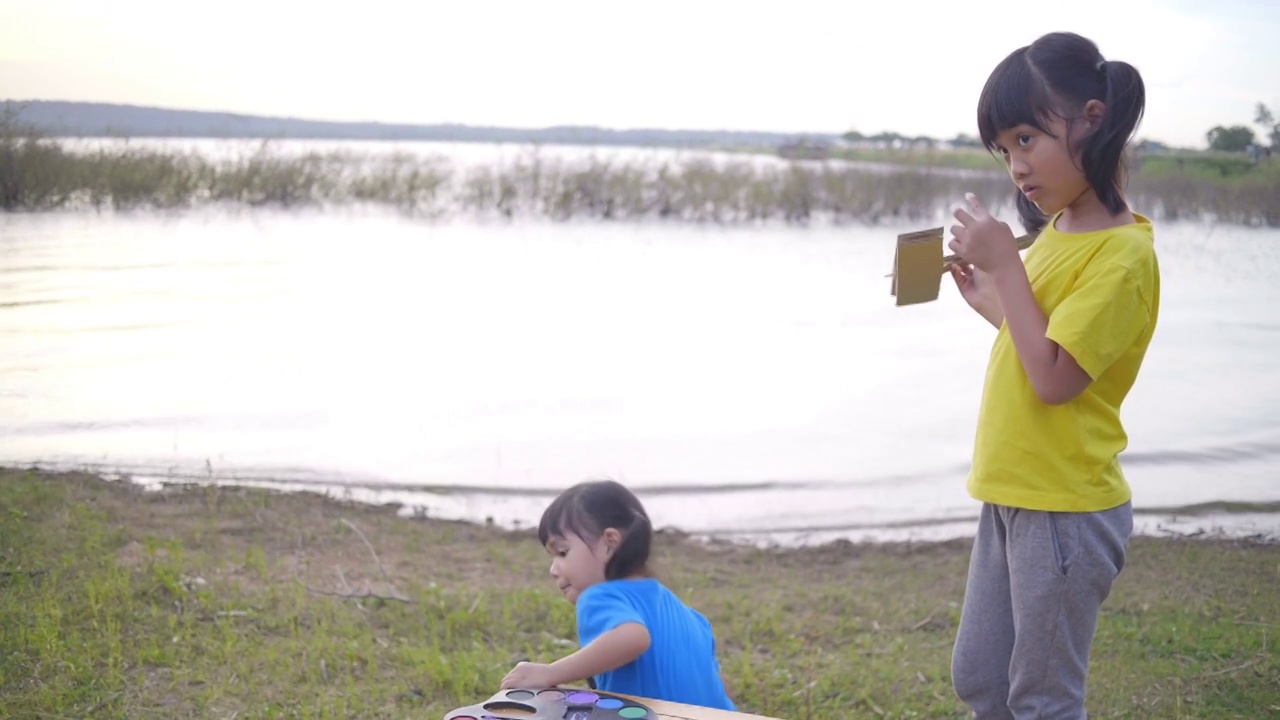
[
  {"xmin": 4, "ymin": 111, "xmax": 1279, "ymax": 226},
  {"xmin": 1, "ymin": 468, "xmax": 1276, "ymax": 719}
]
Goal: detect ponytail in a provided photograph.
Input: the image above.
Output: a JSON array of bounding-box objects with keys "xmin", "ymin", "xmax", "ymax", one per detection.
[
  {"xmin": 605, "ymin": 510, "xmax": 652, "ymax": 580},
  {"xmin": 1082, "ymin": 60, "xmax": 1145, "ymax": 215}
]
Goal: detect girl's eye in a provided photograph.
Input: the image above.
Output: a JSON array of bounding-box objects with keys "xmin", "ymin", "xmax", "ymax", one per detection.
[
  {"xmin": 556, "ymin": 550, "xmax": 568, "ymax": 558},
  {"xmin": 1017, "ymin": 134, "xmax": 1033, "ymax": 147}
]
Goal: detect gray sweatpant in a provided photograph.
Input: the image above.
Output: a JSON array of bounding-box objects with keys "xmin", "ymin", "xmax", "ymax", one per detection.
[{"xmin": 951, "ymin": 501, "xmax": 1132, "ymax": 720}]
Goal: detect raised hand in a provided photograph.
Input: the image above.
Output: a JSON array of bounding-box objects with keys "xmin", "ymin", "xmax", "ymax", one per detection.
[{"xmin": 949, "ymin": 192, "xmax": 1020, "ymax": 276}]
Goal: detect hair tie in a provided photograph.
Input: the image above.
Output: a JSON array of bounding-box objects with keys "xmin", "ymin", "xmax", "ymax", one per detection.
[{"xmin": 1096, "ymin": 59, "xmax": 1107, "ymax": 73}]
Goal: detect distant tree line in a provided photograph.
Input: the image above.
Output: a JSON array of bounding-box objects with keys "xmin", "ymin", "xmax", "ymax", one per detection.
[
  {"xmin": 840, "ymin": 100, "xmax": 1280, "ymax": 155},
  {"xmin": 838, "ymin": 130, "xmax": 949, "ymax": 148},
  {"xmin": 1205, "ymin": 102, "xmax": 1278, "ymax": 153}
]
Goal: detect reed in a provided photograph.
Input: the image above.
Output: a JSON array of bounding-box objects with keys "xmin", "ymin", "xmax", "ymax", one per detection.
[{"xmin": 3, "ymin": 114, "xmax": 1277, "ymax": 226}]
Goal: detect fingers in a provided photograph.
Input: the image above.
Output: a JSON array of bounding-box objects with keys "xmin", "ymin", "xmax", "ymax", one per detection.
[
  {"xmin": 964, "ymin": 192, "xmax": 989, "ymax": 217},
  {"xmin": 500, "ymin": 662, "xmax": 525, "ymax": 689},
  {"xmin": 948, "ymin": 238, "xmax": 962, "ymax": 254},
  {"xmin": 953, "ymin": 207, "xmax": 976, "ymax": 227}
]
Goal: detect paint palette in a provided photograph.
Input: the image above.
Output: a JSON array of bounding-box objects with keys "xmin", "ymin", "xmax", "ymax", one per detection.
[{"xmin": 444, "ymin": 687, "xmax": 656, "ymax": 720}]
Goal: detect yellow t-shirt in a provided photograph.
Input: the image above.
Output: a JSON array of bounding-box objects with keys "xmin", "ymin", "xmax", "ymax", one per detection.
[{"xmin": 968, "ymin": 213, "xmax": 1160, "ymax": 512}]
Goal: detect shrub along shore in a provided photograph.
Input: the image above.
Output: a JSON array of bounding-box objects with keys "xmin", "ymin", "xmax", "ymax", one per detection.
[{"xmin": 3, "ymin": 121, "xmax": 1278, "ymax": 226}]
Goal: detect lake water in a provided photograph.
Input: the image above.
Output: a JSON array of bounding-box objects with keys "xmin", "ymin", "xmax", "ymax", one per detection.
[{"xmin": 2, "ymin": 142, "xmax": 1278, "ymax": 544}]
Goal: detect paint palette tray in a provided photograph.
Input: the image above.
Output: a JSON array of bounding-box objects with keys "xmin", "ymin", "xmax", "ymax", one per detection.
[{"xmin": 444, "ymin": 687, "xmax": 656, "ymax": 720}]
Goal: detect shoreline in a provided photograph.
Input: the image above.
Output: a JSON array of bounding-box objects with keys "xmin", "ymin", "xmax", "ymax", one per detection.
[{"xmin": 7, "ymin": 462, "xmax": 1278, "ymax": 548}]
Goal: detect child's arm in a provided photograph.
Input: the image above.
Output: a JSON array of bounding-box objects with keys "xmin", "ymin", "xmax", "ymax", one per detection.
[
  {"xmin": 950, "ymin": 194, "xmax": 1090, "ymax": 405},
  {"xmin": 501, "ymin": 622, "xmax": 651, "ymax": 689},
  {"xmin": 990, "ymin": 265, "xmax": 1091, "ymax": 404},
  {"xmin": 549, "ymin": 622, "xmax": 651, "ymax": 682}
]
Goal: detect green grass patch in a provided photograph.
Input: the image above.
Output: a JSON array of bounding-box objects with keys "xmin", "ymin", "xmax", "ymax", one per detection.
[{"xmin": 1, "ymin": 468, "xmax": 1275, "ymax": 719}]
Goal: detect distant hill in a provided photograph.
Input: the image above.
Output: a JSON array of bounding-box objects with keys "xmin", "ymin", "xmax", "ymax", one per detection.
[{"xmin": 2, "ymin": 100, "xmax": 840, "ymax": 149}]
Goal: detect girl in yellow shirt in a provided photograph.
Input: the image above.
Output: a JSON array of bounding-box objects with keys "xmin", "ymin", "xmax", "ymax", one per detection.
[{"xmin": 946, "ymin": 32, "xmax": 1160, "ymax": 720}]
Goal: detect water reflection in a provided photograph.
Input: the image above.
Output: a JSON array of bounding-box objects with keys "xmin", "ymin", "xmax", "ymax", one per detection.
[{"xmin": 1, "ymin": 207, "xmax": 1277, "ymax": 542}]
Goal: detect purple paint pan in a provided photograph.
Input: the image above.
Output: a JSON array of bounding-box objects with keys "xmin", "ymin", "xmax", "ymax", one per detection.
[{"xmin": 444, "ymin": 686, "xmax": 657, "ymax": 720}]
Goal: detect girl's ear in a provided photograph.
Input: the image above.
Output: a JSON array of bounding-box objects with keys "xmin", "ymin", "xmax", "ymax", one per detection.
[
  {"xmin": 600, "ymin": 527, "xmax": 622, "ymax": 555},
  {"xmin": 1083, "ymin": 99, "xmax": 1106, "ymax": 132}
]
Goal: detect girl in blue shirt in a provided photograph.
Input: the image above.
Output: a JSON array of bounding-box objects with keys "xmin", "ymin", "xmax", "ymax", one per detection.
[{"xmin": 501, "ymin": 479, "xmax": 735, "ymax": 710}]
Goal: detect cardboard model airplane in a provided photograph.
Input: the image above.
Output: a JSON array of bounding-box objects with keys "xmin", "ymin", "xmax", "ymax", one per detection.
[{"xmin": 888, "ymin": 227, "xmax": 1037, "ymax": 306}]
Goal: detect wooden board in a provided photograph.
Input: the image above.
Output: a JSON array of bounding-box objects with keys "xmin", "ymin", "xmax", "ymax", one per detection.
[{"xmin": 614, "ymin": 693, "xmax": 786, "ymax": 720}]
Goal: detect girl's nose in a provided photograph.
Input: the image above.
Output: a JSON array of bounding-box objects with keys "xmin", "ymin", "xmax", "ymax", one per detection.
[
  {"xmin": 1009, "ymin": 157, "xmax": 1031, "ymax": 178},
  {"xmin": 548, "ymin": 561, "xmax": 559, "ymax": 578}
]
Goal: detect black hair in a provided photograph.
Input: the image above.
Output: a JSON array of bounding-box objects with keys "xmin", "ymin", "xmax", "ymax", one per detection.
[
  {"xmin": 537, "ymin": 479, "xmax": 652, "ymax": 580},
  {"xmin": 976, "ymin": 32, "xmax": 1146, "ymax": 234}
]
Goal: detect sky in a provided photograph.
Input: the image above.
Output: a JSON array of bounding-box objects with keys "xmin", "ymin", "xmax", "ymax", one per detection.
[{"xmin": 1, "ymin": 0, "xmax": 1276, "ymax": 149}]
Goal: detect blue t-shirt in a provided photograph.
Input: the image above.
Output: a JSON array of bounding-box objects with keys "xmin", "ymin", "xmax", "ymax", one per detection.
[{"xmin": 576, "ymin": 578, "xmax": 735, "ymax": 710}]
